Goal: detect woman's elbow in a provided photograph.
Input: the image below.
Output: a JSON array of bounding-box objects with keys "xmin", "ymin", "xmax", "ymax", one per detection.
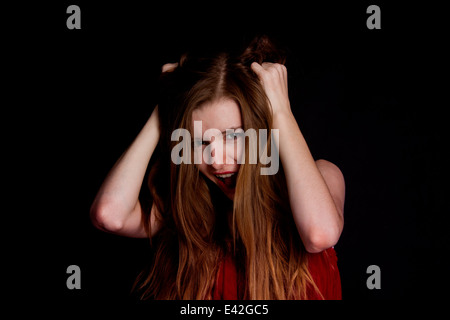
[
  {"xmin": 90, "ymin": 202, "xmax": 125, "ymax": 233},
  {"xmin": 304, "ymin": 226, "xmax": 342, "ymax": 253}
]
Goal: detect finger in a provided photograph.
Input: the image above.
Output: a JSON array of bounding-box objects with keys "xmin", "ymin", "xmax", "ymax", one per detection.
[
  {"xmin": 162, "ymin": 63, "xmax": 178, "ymax": 73},
  {"xmin": 261, "ymin": 62, "xmax": 275, "ymax": 69},
  {"xmin": 250, "ymin": 62, "xmax": 264, "ymax": 75}
]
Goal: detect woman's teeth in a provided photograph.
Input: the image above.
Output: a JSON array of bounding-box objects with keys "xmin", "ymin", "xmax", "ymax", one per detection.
[{"xmin": 216, "ymin": 173, "xmax": 235, "ymax": 179}]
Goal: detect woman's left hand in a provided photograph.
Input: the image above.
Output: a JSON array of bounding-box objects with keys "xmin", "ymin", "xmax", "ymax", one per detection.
[{"xmin": 251, "ymin": 62, "xmax": 292, "ymax": 118}]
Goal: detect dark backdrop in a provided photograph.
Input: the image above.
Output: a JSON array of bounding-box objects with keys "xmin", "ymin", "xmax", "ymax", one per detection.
[{"xmin": 17, "ymin": 1, "xmax": 446, "ymax": 306}]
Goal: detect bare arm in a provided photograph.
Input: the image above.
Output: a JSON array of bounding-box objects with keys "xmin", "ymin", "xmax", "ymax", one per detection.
[
  {"xmin": 251, "ymin": 62, "xmax": 345, "ymax": 253},
  {"xmin": 90, "ymin": 106, "xmax": 161, "ymax": 238},
  {"xmin": 90, "ymin": 63, "xmax": 178, "ymax": 238},
  {"xmin": 273, "ymin": 111, "xmax": 345, "ymax": 253}
]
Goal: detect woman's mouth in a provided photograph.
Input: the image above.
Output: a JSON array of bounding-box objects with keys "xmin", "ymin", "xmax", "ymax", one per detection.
[{"xmin": 214, "ymin": 172, "xmax": 238, "ymax": 189}]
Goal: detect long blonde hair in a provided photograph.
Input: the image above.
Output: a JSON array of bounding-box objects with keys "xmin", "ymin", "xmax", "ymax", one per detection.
[{"xmin": 134, "ymin": 35, "xmax": 322, "ymax": 299}]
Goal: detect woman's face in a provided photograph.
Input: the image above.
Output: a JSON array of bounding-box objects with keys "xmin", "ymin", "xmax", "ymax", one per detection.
[{"xmin": 192, "ymin": 98, "xmax": 244, "ymax": 200}]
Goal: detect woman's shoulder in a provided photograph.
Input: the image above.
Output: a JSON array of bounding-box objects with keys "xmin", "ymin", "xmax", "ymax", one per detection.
[
  {"xmin": 315, "ymin": 159, "xmax": 345, "ymax": 215},
  {"xmin": 315, "ymin": 159, "xmax": 344, "ymax": 180}
]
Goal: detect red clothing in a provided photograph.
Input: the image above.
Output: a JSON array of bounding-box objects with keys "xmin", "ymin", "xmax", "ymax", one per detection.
[
  {"xmin": 212, "ymin": 247, "xmax": 342, "ymax": 300},
  {"xmin": 307, "ymin": 247, "xmax": 342, "ymax": 299}
]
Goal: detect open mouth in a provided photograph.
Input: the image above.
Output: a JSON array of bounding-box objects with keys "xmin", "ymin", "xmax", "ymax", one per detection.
[{"xmin": 214, "ymin": 172, "xmax": 238, "ymax": 189}]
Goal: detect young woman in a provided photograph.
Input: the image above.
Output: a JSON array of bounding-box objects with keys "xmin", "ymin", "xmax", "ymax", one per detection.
[{"xmin": 90, "ymin": 36, "xmax": 345, "ymax": 300}]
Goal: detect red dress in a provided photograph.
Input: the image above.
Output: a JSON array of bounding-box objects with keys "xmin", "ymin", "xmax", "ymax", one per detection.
[{"xmin": 212, "ymin": 247, "xmax": 342, "ymax": 300}]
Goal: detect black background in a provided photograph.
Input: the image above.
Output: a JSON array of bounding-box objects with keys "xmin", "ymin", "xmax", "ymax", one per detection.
[{"xmin": 11, "ymin": 0, "xmax": 448, "ymax": 308}]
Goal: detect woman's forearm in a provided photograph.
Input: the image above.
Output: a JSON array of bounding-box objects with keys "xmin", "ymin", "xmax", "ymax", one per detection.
[
  {"xmin": 90, "ymin": 106, "xmax": 160, "ymax": 230},
  {"xmin": 273, "ymin": 111, "xmax": 343, "ymax": 253}
]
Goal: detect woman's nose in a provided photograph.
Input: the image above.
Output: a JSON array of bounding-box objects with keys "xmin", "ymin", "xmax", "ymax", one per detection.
[
  {"xmin": 210, "ymin": 140, "xmax": 234, "ymax": 168},
  {"xmin": 210, "ymin": 141, "xmax": 224, "ymax": 168}
]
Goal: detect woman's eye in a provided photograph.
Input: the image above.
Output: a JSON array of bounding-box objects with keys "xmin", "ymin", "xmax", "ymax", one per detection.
[
  {"xmin": 225, "ymin": 133, "xmax": 237, "ymax": 140},
  {"xmin": 225, "ymin": 131, "xmax": 243, "ymax": 141}
]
